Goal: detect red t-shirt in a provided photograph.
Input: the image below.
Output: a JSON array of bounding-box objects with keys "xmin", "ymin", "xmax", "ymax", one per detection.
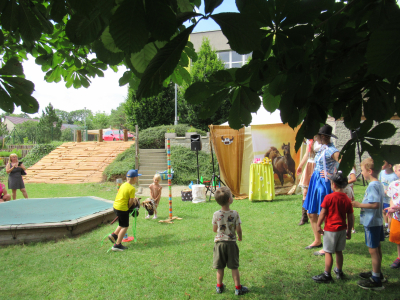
[{"xmin": 321, "ymin": 192, "xmax": 354, "ymax": 232}]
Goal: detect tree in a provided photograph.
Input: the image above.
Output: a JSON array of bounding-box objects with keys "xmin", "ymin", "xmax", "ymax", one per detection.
[
  {"xmin": 36, "ymin": 103, "xmax": 62, "ymax": 143},
  {"xmin": 110, "ymin": 102, "xmax": 130, "ymax": 130},
  {"xmin": 90, "ymin": 111, "xmax": 110, "ymax": 129},
  {"xmin": 14, "ymin": 121, "xmax": 38, "ymax": 143},
  {"xmin": 125, "ymin": 83, "xmax": 176, "ymax": 130},
  {"xmin": 0, "ymin": 122, "xmax": 9, "ymax": 137},
  {"xmin": 55, "ymin": 109, "xmax": 72, "ymax": 124},
  {"xmin": 1, "ymin": 1, "xmax": 400, "ymax": 173},
  {"xmin": 180, "ymin": 37, "xmax": 231, "ymax": 131}
]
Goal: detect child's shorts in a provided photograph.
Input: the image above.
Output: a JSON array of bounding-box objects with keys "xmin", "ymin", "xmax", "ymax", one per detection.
[
  {"xmin": 364, "ymin": 225, "xmax": 385, "ymax": 248},
  {"xmin": 323, "ymin": 230, "xmax": 347, "ymax": 253},
  {"xmin": 213, "ymin": 241, "xmax": 239, "ymax": 269},
  {"xmin": 113, "ymin": 208, "xmax": 129, "ymax": 228},
  {"xmin": 389, "ymin": 218, "xmax": 400, "ymax": 244}
]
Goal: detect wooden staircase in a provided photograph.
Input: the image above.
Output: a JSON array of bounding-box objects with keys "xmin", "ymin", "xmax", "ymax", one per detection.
[
  {"xmin": 138, "ymin": 149, "xmax": 168, "ymax": 187},
  {"xmin": 24, "ymin": 141, "xmax": 134, "ymax": 184}
]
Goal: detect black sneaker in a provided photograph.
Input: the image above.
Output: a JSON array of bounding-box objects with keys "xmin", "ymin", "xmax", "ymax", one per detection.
[
  {"xmin": 359, "ymin": 271, "xmax": 387, "ymax": 283},
  {"xmin": 312, "ymin": 272, "xmax": 333, "ymax": 283},
  {"xmin": 216, "ymin": 284, "xmax": 225, "ymax": 294},
  {"xmin": 235, "ymin": 286, "xmax": 249, "ymax": 295},
  {"xmin": 108, "ymin": 233, "xmax": 118, "ymax": 244},
  {"xmin": 112, "ymin": 243, "xmax": 127, "ymax": 251},
  {"xmin": 357, "ymin": 277, "xmax": 384, "ymax": 290},
  {"xmin": 333, "ymin": 268, "xmax": 345, "ymax": 280}
]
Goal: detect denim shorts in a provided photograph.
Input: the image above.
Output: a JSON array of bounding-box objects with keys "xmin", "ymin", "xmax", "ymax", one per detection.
[{"xmin": 364, "ymin": 225, "xmax": 385, "ymax": 248}]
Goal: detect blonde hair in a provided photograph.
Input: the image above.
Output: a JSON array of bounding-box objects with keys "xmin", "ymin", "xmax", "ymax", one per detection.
[
  {"xmin": 361, "ymin": 157, "xmax": 379, "ymax": 177},
  {"xmin": 154, "ymin": 173, "xmax": 161, "ymax": 181},
  {"xmin": 215, "ymin": 186, "xmax": 232, "ymax": 206},
  {"xmin": 393, "ymin": 164, "xmax": 400, "ymax": 172},
  {"xmin": 9, "ymin": 153, "xmax": 18, "ymax": 160}
]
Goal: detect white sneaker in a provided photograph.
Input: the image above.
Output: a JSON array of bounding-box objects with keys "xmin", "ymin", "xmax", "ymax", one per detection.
[
  {"xmin": 153, "ymin": 215, "xmax": 158, "ymax": 219},
  {"xmin": 145, "ymin": 215, "xmax": 150, "ymax": 219}
]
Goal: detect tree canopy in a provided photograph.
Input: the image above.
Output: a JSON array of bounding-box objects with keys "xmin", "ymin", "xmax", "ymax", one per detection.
[{"xmin": 1, "ymin": 0, "xmax": 400, "ymax": 173}]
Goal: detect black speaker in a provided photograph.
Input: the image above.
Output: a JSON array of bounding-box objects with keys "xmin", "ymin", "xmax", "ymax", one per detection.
[{"xmin": 190, "ymin": 134, "xmax": 202, "ymax": 151}]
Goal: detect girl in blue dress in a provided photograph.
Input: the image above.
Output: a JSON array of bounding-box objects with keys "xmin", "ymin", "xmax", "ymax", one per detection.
[{"xmin": 303, "ymin": 125, "xmax": 340, "ymax": 250}]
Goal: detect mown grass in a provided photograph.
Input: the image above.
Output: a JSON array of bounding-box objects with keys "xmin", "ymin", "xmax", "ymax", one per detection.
[{"xmin": 0, "ymin": 182, "xmax": 399, "ymax": 300}]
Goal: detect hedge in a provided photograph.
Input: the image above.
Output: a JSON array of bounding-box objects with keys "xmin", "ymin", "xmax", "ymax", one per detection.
[
  {"xmin": 103, "ymin": 145, "xmax": 136, "ymax": 180},
  {"xmin": 170, "ymin": 145, "xmax": 219, "ymax": 185},
  {"xmin": 139, "ymin": 124, "xmax": 207, "ymax": 149}
]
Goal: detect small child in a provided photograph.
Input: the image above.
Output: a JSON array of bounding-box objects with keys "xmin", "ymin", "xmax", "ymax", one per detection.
[
  {"xmin": 0, "ymin": 183, "xmax": 11, "ymax": 203},
  {"xmin": 108, "ymin": 169, "xmax": 141, "ymax": 251},
  {"xmin": 212, "ymin": 187, "xmax": 248, "ymax": 296},
  {"xmin": 343, "ymin": 166, "xmax": 357, "ymax": 233},
  {"xmin": 147, "ymin": 173, "xmax": 162, "ymax": 219},
  {"xmin": 385, "ymin": 164, "xmax": 400, "ymax": 269},
  {"xmin": 378, "ymin": 160, "xmax": 398, "ymax": 235},
  {"xmin": 312, "ymin": 171, "xmax": 354, "ymax": 283},
  {"xmin": 352, "ymin": 158, "xmax": 386, "ymax": 290}
]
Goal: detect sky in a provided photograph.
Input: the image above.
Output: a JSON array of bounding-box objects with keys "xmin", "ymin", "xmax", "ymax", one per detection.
[{"xmin": 5, "ymin": 1, "xmax": 245, "ymax": 120}]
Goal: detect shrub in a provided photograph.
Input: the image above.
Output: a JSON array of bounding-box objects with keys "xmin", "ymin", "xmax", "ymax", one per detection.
[
  {"xmin": 0, "ymin": 149, "xmax": 23, "ymax": 158},
  {"xmin": 103, "ymin": 145, "xmax": 136, "ymax": 180},
  {"xmin": 21, "ymin": 144, "xmax": 58, "ymax": 168},
  {"xmin": 170, "ymin": 145, "xmax": 219, "ymax": 185},
  {"xmin": 139, "ymin": 124, "xmax": 207, "ymax": 149}
]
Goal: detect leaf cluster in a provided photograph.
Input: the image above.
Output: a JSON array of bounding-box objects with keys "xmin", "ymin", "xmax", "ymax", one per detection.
[
  {"xmin": 170, "ymin": 145, "xmax": 218, "ymax": 185},
  {"xmin": 0, "ymin": 148, "xmax": 22, "ymax": 158}
]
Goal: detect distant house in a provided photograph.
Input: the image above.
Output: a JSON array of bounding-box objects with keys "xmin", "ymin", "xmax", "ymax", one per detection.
[{"xmin": 3, "ymin": 116, "xmax": 39, "ymax": 132}]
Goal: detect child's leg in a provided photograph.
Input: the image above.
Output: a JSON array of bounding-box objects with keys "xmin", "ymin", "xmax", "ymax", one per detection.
[
  {"xmin": 369, "ymin": 245, "xmax": 382, "ymax": 274},
  {"xmin": 217, "ymin": 269, "xmax": 224, "ymax": 285},
  {"xmin": 324, "ymin": 252, "xmax": 333, "ymax": 273},
  {"xmin": 383, "ymin": 210, "xmax": 388, "ymax": 227},
  {"xmin": 115, "ymin": 226, "xmax": 128, "ymax": 244},
  {"xmin": 231, "ymin": 269, "xmax": 240, "ymax": 287},
  {"xmin": 308, "ymin": 213, "xmax": 322, "ymax": 246},
  {"xmin": 335, "ymin": 251, "xmax": 343, "ymax": 270}
]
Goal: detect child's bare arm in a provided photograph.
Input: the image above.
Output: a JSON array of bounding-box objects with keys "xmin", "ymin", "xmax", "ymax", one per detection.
[
  {"xmin": 346, "ymin": 213, "xmax": 354, "ymax": 240},
  {"xmin": 352, "ymin": 202, "xmax": 379, "ymax": 209},
  {"xmin": 213, "ymin": 224, "xmax": 218, "ymax": 233},
  {"xmin": 316, "ymin": 208, "xmax": 326, "ymax": 234},
  {"xmin": 236, "ymin": 224, "xmax": 242, "ymax": 241}
]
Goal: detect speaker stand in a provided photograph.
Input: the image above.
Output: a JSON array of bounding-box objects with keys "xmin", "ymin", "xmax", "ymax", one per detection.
[{"xmin": 196, "ymin": 148, "xmax": 200, "ymax": 184}]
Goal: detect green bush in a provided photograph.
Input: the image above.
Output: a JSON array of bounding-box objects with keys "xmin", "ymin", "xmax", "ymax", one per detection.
[
  {"xmin": 170, "ymin": 145, "xmax": 219, "ymax": 185},
  {"xmin": 0, "ymin": 149, "xmax": 23, "ymax": 158},
  {"xmin": 21, "ymin": 144, "xmax": 58, "ymax": 168},
  {"xmin": 103, "ymin": 145, "xmax": 136, "ymax": 180},
  {"xmin": 139, "ymin": 124, "xmax": 207, "ymax": 149}
]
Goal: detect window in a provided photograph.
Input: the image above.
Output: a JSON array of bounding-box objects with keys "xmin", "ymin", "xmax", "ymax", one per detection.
[{"xmin": 217, "ymin": 51, "xmax": 252, "ymax": 69}]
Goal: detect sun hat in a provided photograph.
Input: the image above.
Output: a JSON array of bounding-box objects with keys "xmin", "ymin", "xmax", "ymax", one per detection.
[
  {"xmin": 318, "ymin": 124, "xmax": 338, "ymax": 139},
  {"xmin": 126, "ymin": 169, "xmax": 142, "ymax": 178}
]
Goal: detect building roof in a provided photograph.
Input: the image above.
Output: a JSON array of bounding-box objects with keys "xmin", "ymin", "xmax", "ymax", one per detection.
[
  {"xmin": 61, "ymin": 124, "xmax": 80, "ymax": 130},
  {"xmin": 4, "ymin": 116, "xmax": 39, "ymax": 125}
]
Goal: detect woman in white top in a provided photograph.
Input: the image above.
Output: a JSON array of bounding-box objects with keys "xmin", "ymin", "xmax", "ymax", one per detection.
[{"xmin": 296, "ymin": 136, "xmax": 321, "ymax": 225}]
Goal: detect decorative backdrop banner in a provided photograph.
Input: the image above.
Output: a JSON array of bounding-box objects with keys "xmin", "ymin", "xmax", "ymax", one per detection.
[{"xmin": 251, "ymin": 124, "xmax": 301, "ymax": 194}]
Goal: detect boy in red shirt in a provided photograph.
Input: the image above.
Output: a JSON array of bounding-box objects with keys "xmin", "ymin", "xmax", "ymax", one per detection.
[{"xmin": 312, "ymin": 171, "xmax": 354, "ymax": 283}]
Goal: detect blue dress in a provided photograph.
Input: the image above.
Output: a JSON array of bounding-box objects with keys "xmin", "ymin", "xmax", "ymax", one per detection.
[{"xmin": 302, "ymin": 143, "xmax": 339, "ymax": 214}]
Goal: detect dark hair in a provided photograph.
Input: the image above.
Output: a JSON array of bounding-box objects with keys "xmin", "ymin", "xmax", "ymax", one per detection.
[
  {"xmin": 214, "ymin": 186, "xmax": 231, "ymax": 206},
  {"xmin": 330, "ymin": 171, "xmax": 348, "ymax": 189}
]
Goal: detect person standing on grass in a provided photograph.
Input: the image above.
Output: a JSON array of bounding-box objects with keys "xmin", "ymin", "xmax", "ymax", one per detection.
[
  {"xmin": 212, "ymin": 186, "xmax": 249, "ymax": 296},
  {"xmin": 302, "ymin": 125, "xmax": 339, "ymax": 252},
  {"xmin": 385, "ymin": 164, "xmax": 400, "ymax": 269},
  {"xmin": 312, "ymin": 171, "xmax": 354, "ymax": 283},
  {"xmin": 352, "ymin": 158, "xmax": 386, "ymax": 290},
  {"xmin": 0, "ymin": 182, "xmax": 11, "ymax": 203},
  {"xmin": 6, "ymin": 153, "xmax": 28, "ymax": 200},
  {"xmin": 147, "ymin": 173, "xmax": 162, "ymax": 219},
  {"xmin": 378, "ymin": 160, "xmax": 398, "ymax": 237},
  {"xmin": 108, "ymin": 169, "xmax": 141, "ymax": 252},
  {"xmin": 296, "ymin": 136, "xmax": 321, "ymax": 225}
]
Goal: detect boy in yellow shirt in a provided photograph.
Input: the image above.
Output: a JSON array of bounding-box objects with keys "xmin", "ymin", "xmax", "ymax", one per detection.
[{"xmin": 108, "ymin": 169, "xmax": 141, "ymax": 251}]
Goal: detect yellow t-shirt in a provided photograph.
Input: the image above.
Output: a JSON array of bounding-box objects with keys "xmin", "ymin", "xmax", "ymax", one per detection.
[{"xmin": 113, "ymin": 182, "xmax": 136, "ymax": 211}]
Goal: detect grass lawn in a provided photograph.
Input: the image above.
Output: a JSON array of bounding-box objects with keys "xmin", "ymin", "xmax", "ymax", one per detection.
[{"xmin": 0, "ymin": 181, "xmax": 399, "ymax": 299}]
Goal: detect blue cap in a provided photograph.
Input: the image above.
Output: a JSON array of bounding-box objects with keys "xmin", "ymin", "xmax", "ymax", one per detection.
[{"xmin": 126, "ymin": 169, "xmax": 142, "ymax": 178}]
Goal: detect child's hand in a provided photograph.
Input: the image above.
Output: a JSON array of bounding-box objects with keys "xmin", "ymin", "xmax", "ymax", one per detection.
[
  {"xmin": 238, "ymin": 237, "xmax": 242, "ymax": 241},
  {"xmin": 346, "ymin": 230, "xmax": 351, "ymax": 240},
  {"xmin": 317, "ymin": 226, "xmax": 324, "ymax": 235},
  {"xmin": 352, "ymin": 201, "xmax": 360, "ymax": 208}
]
